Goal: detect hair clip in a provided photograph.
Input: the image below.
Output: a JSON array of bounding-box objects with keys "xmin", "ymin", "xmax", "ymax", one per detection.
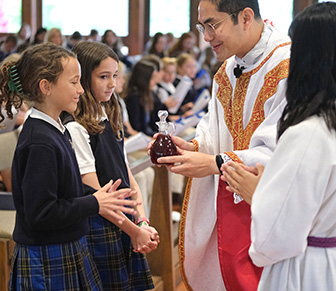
[{"xmin": 8, "ymin": 65, "xmax": 23, "ymax": 95}]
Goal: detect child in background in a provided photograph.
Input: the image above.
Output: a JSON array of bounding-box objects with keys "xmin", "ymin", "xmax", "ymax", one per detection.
[
  {"xmin": 65, "ymin": 41, "xmax": 158, "ymax": 291},
  {"xmin": 0, "ymin": 43, "xmax": 138, "ymax": 290},
  {"xmin": 44, "ymin": 27, "xmax": 64, "ymax": 46},
  {"xmin": 157, "ymin": 57, "xmax": 179, "ymax": 109},
  {"xmin": 126, "ymin": 60, "xmax": 167, "ymax": 137},
  {"xmin": 115, "ymin": 61, "xmax": 138, "ymax": 138}
]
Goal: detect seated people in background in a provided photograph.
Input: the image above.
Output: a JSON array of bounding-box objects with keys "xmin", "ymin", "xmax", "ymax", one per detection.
[
  {"xmin": 157, "ymin": 57, "xmax": 178, "ymax": 107},
  {"xmin": 15, "ymin": 23, "xmax": 31, "ymax": 49},
  {"xmin": 66, "ymin": 31, "xmax": 83, "ymax": 50},
  {"xmin": 142, "ymin": 54, "xmax": 193, "ymax": 121},
  {"xmin": 0, "ymin": 53, "xmax": 28, "ymax": 191},
  {"xmin": 147, "ymin": 32, "xmax": 166, "ymax": 59},
  {"xmin": 125, "ymin": 60, "xmax": 167, "ymax": 137},
  {"xmin": 0, "ymin": 35, "xmax": 17, "ymax": 62},
  {"xmin": 164, "ymin": 32, "xmax": 175, "ymax": 55},
  {"xmin": 173, "ymin": 53, "xmax": 200, "ymax": 114},
  {"xmin": 157, "ymin": 57, "xmax": 194, "ymax": 119},
  {"xmin": 102, "ymin": 29, "xmax": 133, "ymax": 69},
  {"xmin": 198, "ymin": 45, "xmax": 220, "ymax": 82},
  {"xmin": 86, "ymin": 29, "xmax": 100, "ymax": 42},
  {"xmin": 32, "ymin": 27, "xmax": 47, "ymax": 45},
  {"xmin": 44, "ymin": 27, "xmax": 64, "ymax": 46},
  {"xmin": 115, "ymin": 61, "xmax": 138, "ymax": 138},
  {"xmin": 168, "ymin": 32, "xmax": 199, "ymax": 59}
]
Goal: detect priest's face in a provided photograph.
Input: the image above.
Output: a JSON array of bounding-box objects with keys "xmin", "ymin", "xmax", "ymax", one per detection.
[{"xmin": 198, "ymin": 1, "xmax": 245, "ymax": 62}]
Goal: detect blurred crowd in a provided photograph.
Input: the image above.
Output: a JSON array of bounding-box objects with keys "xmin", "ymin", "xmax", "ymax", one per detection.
[{"xmin": 0, "ymin": 24, "xmax": 221, "ymax": 202}]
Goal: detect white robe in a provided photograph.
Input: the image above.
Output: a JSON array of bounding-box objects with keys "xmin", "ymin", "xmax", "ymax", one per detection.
[
  {"xmin": 179, "ymin": 22, "xmax": 291, "ymax": 290},
  {"xmin": 249, "ymin": 116, "xmax": 336, "ymax": 291}
]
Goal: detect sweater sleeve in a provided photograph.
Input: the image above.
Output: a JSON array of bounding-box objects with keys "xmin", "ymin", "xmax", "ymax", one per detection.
[{"xmin": 19, "ymin": 143, "xmax": 98, "ymax": 231}]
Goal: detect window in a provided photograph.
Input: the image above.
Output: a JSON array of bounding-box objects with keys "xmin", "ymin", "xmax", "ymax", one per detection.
[
  {"xmin": 0, "ymin": 0, "xmax": 22, "ymax": 33},
  {"xmin": 42, "ymin": 0, "xmax": 129, "ymax": 36},
  {"xmin": 150, "ymin": 0, "xmax": 190, "ymax": 37},
  {"xmin": 259, "ymin": 0, "xmax": 293, "ymax": 34}
]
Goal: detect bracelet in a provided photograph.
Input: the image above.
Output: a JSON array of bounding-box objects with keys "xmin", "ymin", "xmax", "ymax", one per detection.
[
  {"xmin": 216, "ymin": 154, "xmax": 224, "ymax": 175},
  {"xmin": 135, "ymin": 217, "xmax": 150, "ymax": 226},
  {"xmin": 137, "ymin": 221, "xmax": 149, "ymax": 227}
]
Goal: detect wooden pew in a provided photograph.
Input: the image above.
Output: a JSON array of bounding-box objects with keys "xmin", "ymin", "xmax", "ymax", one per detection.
[{"xmin": 0, "ymin": 193, "xmax": 16, "ymax": 291}]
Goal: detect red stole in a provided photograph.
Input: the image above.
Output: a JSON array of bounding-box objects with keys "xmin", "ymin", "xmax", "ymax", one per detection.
[{"xmin": 217, "ymin": 179, "xmax": 262, "ymax": 290}]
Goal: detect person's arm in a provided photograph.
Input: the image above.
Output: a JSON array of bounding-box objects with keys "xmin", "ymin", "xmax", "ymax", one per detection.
[
  {"xmin": 221, "ymin": 161, "xmax": 264, "ymax": 205},
  {"xmin": 127, "ymin": 165, "xmax": 160, "ymax": 244},
  {"xmin": 249, "ymin": 119, "xmax": 330, "ymax": 267}
]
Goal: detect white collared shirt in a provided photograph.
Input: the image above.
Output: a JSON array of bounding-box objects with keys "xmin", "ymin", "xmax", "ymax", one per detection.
[{"xmin": 29, "ymin": 107, "xmax": 66, "ymax": 134}]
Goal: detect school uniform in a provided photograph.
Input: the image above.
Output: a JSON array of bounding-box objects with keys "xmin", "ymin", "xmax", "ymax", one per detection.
[
  {"xmin": 9, "ymin": 108, "xmax": 102, "ymax": 291},
  {"xmin": 66, "ymin": 112, "xmax": 154, "ymax": 291},
  {"xmin": 126, "ymin": 92, "xmax": 168, "ymax": 137}
]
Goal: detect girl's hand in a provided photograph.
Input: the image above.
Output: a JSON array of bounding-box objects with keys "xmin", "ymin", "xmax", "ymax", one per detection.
[
  {"xmin": 130, "ymin": 227, "xmax": 159, "ymax": 254},
  {"xmin": 140, "ymin": 225, "xmax": 160, "ymax": 244},
  {"xmin": 180, "ymin": 102, "xmax": 193, "ymax": 113},
  {"xmin": 93, "ymin": 179, "xmax": 140, "ymax": 224},
  {"xmin": 221, "ymin": 162, "xmax": 264, "ymax": 205}
]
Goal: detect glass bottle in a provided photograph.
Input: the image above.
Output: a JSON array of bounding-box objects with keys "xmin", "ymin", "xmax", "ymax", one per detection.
[{"xmin": 150, "ymin": 110, "xmax": 178, "ymax": 165}]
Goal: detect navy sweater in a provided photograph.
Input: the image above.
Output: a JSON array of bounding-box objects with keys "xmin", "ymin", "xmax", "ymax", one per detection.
[{"xmin": 12, "ymin": 117, "xmax": 99, "ymax": 245}]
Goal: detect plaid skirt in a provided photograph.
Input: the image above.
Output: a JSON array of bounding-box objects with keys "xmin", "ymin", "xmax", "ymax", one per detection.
[
  {"xmin": 87, "ymin": 214, "xmax": 154, "ymax": 291},
  {"xmin": 9, "ymin": 236, "xmax": 103, "ymax": 291}
]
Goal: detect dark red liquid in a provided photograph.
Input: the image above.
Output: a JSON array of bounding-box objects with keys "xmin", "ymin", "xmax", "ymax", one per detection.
[{"xmin": 150, "ymin": 133, "xmax": 178, "ymax": 164}]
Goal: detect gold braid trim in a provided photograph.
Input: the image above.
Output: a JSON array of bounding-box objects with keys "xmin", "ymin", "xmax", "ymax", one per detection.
[
  {"xmin": 178, "ymin": 176, "xmax": 194, "ymax": 291},
  {"xmin": 176, "ymin": 138, "xmax": 199, "ymax": 290},
  {"xmin": 225, "ymin": 151, "xmax": 243, "ymax": 163},
  {"xmin": 214, "ymin": 42, "xmax": 290, "ymax": 151},
  {"xmin": 190, "ymin": 139, "xmax": 199, "ymax": 152},
  {"xmin": 178, "ymin": 138, "xmax": 199, "ymax": 290}
]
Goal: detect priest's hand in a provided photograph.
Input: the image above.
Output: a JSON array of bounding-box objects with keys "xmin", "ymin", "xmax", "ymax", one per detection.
[{"xmin": 157, "ymin": 149, "xmax": 218, "ymax": 178}]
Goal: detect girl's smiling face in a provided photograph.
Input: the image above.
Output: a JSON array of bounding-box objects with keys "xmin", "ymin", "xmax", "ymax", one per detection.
[
  {"xmin": 91, "ymin": 57, "xmax": 118, "ymax": 103},
  {"xmin": 47, "ymin": 57, "xmax": 83, "ymax": 118}
]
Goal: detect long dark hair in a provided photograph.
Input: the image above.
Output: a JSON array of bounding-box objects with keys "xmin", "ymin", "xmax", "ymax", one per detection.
[
  {"xmin": 125, "ymin": 61, "xmax": 156, "ymax": 112},
  {"xmin": 71, "ymin": 41, "xmax": 122, "ymax": 136},
  {"xmin": 148, "ymin": 32, "xmax": 165, "ymax": 57},
  {"xmin": 278, "ymin": 2, "xmax": 336, "ymax": 139}
]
